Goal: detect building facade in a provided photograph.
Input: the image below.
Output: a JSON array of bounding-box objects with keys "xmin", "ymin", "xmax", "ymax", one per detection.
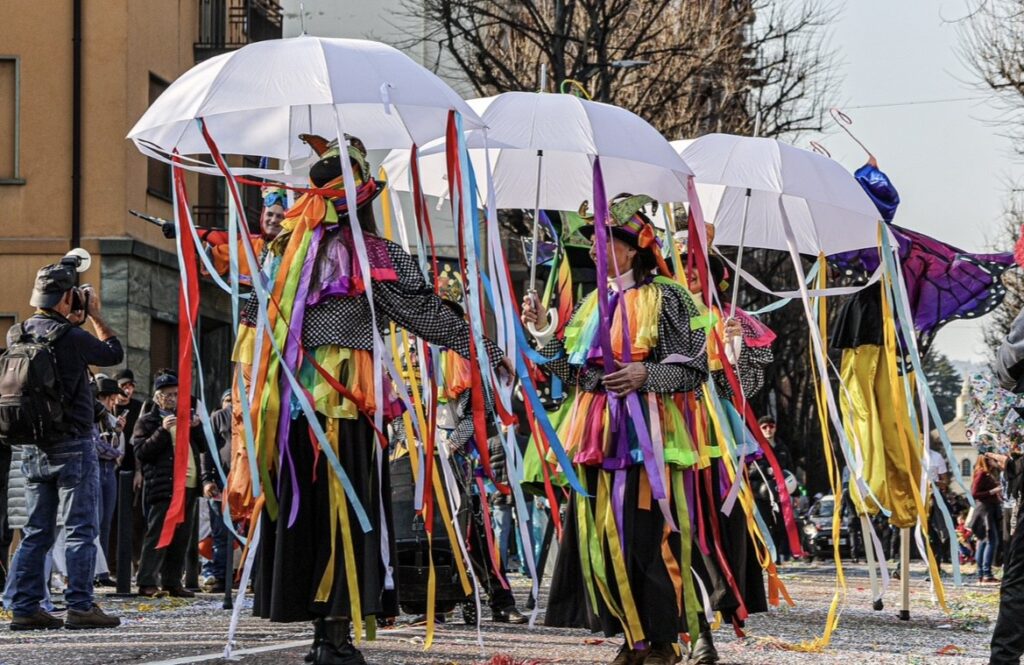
[{"xmin": 0, "ymin": 0, "xmax": 281, "ymax": 399}]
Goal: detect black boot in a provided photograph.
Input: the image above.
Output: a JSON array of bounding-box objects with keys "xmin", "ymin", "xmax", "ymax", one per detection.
[
  {"xmin": 314, "ymin": 618, "xmax": 367, "ymax": 665},
  {"xmin": 689, "ymin": 630, "xmax": 719, "ymax": 664},
  {"xmin": 305, "ymin": 618, "xmax": 325, "ymax": 663}
]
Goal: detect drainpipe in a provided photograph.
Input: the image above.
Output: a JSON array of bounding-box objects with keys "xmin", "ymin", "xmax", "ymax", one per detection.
[{"xmin": 71, "ymin": 0, "xmax": 82, "ymax": 248}]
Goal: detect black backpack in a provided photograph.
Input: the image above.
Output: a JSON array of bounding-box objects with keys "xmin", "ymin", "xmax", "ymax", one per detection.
[{"xmin": 0, "ymin": 322, "xmax": 71, "ymax": 445}]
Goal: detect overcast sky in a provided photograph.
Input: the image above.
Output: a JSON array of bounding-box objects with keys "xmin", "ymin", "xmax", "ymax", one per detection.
[{"xmin": 824, "ymin": 0, "xmax": 1023, "ymax": 363}]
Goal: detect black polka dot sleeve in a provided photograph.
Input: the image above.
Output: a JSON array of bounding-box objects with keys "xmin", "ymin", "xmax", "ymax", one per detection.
[
  {"xmin": 373, "ymin": 241, "xmax": 504, "ymax": 368},
  {"xmin": 713, "ymin": 317, "xmax": 773, "ymax": 399},
  {"xmin": 641, "ymin": 283, "xmax": 708, "ymax": 394}
]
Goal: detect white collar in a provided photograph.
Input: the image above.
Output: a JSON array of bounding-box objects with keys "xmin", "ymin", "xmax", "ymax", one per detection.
[{"xmin": 609, "ymin": 271, "xmax": 636, "ymax": 292}]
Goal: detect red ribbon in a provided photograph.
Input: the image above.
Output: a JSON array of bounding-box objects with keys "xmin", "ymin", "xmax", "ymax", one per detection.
[{"xmin": 158, "ymin": 156, "xmax": 201, "ymax": 549}]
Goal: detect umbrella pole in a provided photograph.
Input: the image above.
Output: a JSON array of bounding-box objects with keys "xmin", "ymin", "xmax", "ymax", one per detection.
[
  {"xmin": 728, "ymin": 188, "xmax": 753, "ymax": 318},
  {"xmin": 528, "ymin": 149, "xmax": 545, "ymax": 300}
]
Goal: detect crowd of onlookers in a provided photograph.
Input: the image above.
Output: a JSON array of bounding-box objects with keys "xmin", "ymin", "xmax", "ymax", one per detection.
[{"xmin": 0, "ymin": 260, "xmax": 240, "ymax": 630}]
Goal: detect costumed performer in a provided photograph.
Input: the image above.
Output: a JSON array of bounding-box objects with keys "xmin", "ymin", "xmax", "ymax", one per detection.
[
  {"xmin": 230, "ymin": 134, "xmax": 508, "ymax": 665},
  {"xmin": 522, "ymin": 195, "xmax": 708, "ymax": 665},
  {"xmin": 680, "ymin": 251, "xmax": 777, "ymax": 665},
  {"xmin": 160, "ymin": 184, "xmax": 288, "ymax": 280}
]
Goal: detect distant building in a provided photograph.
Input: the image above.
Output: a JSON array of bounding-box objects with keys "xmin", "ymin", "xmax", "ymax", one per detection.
[
  {"xmin": 0, "ymin": 0, "xmax": 281, "ymax": 399},
  {"xmin": 933, "ymin": 377, "xmax": 980, "ymax": 490}
]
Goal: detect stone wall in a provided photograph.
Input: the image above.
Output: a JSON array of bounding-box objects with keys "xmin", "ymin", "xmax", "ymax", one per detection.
[{"xmin": 99, "ymin": 238, "xmax": 233, "ymax": 404}]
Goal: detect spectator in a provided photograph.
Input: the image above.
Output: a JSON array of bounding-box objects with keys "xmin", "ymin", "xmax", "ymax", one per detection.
[
  {"xmin": 200, "ymin": 389, "xmax": 233, "ymax": 593},
  {"xmin": 113, "ymin": 369, "xmax": 143, "ymax": 471},
  {"xmin": 988, "ymin": 309, "xmax": 1024, "ymax": 664},
  {"xmin": 6, "ymin": 262, "xmax": 122, "ymax": 630},
  {"xmin": 755, "ymin": 414, "xmax": 794, "ymax": 563},
  {"xmin": 971, "ymin": 455, "xmax": 1002, "ymax": 585},
  {"xmin": 112, "ymin": 368, "xmax": 145, "ymax": 575},
  {"xmin": 0, "ymin": 442, "xmax": 11, "ymax": 589},
  {"xmin": 956, "ymin": 512, "xmax": 975, "ymax": 563},
  {"xmin": 93, "ymin": 377, "xmax": 127, "ymax": 586},
  {"xmin": 758, "ymin": 415, "xmax": 793, "ymax": 470},
  {"xmin": 132, "ymin": 370, "xmax": 203, "ymax": 598}
]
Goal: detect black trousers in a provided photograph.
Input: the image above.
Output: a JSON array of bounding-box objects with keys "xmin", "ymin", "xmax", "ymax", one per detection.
[
  {"xmin": 137, "ymin": 488, "xmax": 198, "ymax": 588},
  {"xmin": 467, "ymin": 494, "xmax": 515, "ymax": 610},
  {"xmin": 991, "ymin": 510, "xmax": 1024, "ymax": 665}
]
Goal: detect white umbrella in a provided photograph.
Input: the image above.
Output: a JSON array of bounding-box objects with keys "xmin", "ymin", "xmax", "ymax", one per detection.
[
  {"xmin": 382, "ymin": 92, "xmax": 693, "ymax": 291},
  {"xmin": 127, "ymin": 36, "xmax": 484, "ymax": 173},
  {"xmin": 675, "ymin": 134, "xmax": 882, "ymax": 257}
]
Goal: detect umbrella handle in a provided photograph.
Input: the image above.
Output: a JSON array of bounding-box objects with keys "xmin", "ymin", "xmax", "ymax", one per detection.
[{"xmin": 526, "ymin": 309, "xmax": 559, "ymax": 341}]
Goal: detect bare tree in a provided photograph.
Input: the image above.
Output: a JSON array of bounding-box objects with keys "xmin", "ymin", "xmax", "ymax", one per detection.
[
  {"xmin": 406, "ymin": 0, "xmax": 839, "ymax": 140},
  {"xmin": 960, "ymin": 1, "xmax": 1024, "ymax": 155},
  {"xmin": 960, "ymin": 2, "xmax": 1024, "ymax": 359}
]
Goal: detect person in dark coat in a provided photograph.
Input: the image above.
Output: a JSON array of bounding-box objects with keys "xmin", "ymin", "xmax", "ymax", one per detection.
[
  {"xmin": 200, "ymin": 389, "xmax": 234, "ymax": 592},
  {"xmin": 989, "ymin": 307, "xmax": 1024, "ymax": 665},
  {"xmin": 132, "ymin": 370, "xmax": 203, "ymax": 598},
  {"xmin": 6, "ymin": 262, "xmax": 123, "ymax": 630}
]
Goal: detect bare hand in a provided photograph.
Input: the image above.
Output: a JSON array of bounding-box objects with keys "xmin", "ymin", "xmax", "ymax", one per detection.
[
  {"xmin": 162, "ymin": 415, "xmax": 177, "ymax": 431},
  {"xmin": 603, "ymin": 361, "xmax": 648, "ymax": 397},
  {"xmin": 498, "ymin": 356, "xmax": 515, "ymax": 383},
  {"xmin": 116, "ymin": 414, "xmax": 127, "ymax": 431},
  {"xmin": 521, "ymin": 292, "xmax": 547, "ymax": 329},
  {"xmin": 191, "ymin": 414, "xmax": 201, "ymax": 428},
  {"xmin": 723, "ymin": 318, "xmax": 743, "ymax": 345},
  {"xmin": 133, "ymin": 470, "xmax": 143, "ymax": 492},
  {"xmin": 83, "ymin": 286, "xmax": 102, "ymax": 320},
  {"xmin": 203, "ymin": 482, "xmax": 220, "ymax": 499}
]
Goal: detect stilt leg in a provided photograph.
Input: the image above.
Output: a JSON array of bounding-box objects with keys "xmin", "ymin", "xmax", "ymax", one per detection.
[
  {"xmin": 861, "ymin": 515, "xmax": 883, "ymax": 611},
  {"xmin": 899, "ymin": 527, "xmax": 911, "ymax": 620}
]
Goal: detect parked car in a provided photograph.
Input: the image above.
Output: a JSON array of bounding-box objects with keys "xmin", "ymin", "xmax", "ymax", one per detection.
[{"xmin": 800, "ymin": 494, "xmax": 866, "ymax": 562}]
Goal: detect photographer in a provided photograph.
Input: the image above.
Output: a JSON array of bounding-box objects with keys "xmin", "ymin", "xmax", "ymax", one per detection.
[
  {"xmin": 132, "ymin": 370, "xmax": 203, "ymax": 598},
  {"xmin": 6, "ymin": 261, "xmax": 122, "ymax": 630}
]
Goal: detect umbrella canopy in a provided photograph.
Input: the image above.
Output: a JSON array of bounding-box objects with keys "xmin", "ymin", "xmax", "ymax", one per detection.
[
  {"xmin": 382, "ymin": 92, "xmax": 692, "ymax": 211},
  {"xmin": 676, "ymin": 134, "xmax": 883, "ymax": 256},
  {"xmin": 128, "ymin": 36, "xmax": 483, "ymax": 174}
]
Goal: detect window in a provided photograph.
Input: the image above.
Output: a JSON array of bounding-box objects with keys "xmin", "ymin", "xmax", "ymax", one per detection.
[
  {"xmin": 150, "ymin": 318, "xmax": 177, "ymax": 378},
  {"xmin": 0, "ymin": 57, "xmax": 22, "ymax": 184},
  {"xmin": 961, "ymin": 458, "xmax": 972, "ymax": 478},
  {"xmin": 146, "ymin": 74, "xmax": 172, "ymax": 200},
  {"xmin": 0, "ymin": 315, "xmax": 16, "ymax": 349}
]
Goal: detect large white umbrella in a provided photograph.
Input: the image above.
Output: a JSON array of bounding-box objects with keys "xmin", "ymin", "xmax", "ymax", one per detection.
[
  {"xmin": 383, "ymin": 91, "xmax": 692, "ymax": 290},
  {"xmin": 128, "ymin": 36, "xmax": 484, "ymax": 173},
  {"xmin": 675, "ymin": 134, "xmax": 882, "ymax": 257}
]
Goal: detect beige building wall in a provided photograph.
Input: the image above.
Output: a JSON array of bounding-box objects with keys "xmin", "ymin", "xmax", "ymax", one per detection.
[{"xmin": 0, "ymin": 0, "xmax": 233, "ymax": 397}]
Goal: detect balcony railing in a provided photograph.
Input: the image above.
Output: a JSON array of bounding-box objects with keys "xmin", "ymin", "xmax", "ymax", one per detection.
[{"xmin": 195, "ymin": 0, "xmax": 283, "ymax": 62}]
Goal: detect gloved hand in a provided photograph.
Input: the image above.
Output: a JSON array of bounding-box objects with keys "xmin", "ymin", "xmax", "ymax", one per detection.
[{"xmin": 161, "ymin": 222, "xmax": 176, "ymax": 239}]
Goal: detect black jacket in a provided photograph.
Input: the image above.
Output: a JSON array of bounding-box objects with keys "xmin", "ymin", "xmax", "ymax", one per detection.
[
  {"xmin": 114, "ymin": 398, "xmax": 143, "ymax": 472},
  {"xmin": 202, "ymin": 406, "xmax": 232, "ymax": 488},
  {"xmin": 8, "ymin": 313, "xmax": 123, "ymax": 438},
  {"xmin": 131, "ymin": 400, "xmax": 203, "ymax": 505}
]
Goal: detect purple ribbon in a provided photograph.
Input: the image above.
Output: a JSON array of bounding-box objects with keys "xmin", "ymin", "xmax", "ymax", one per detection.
[{"xmin": 276, "ymin": 225, "xmax": 323, "ymax": 528}]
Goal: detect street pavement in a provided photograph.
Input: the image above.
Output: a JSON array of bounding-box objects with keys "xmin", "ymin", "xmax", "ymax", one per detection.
[{"xmin": 0, "ymin": 561, "xmax": 999, "ymax": 664}]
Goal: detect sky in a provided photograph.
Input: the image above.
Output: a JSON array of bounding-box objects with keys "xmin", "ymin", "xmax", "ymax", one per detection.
[{"xmin": 824, "ymin": 0, "xmax": 1024, "ymax": 363}]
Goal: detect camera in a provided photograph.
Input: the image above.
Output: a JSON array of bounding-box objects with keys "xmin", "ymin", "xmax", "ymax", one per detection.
[
  {"xmin": 69, "ymin": 285, "xmax": 91, "ymax": 316},
  {"xmin": 60, "ymin": 248, "xmax": 92, "ymax": 317}
]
